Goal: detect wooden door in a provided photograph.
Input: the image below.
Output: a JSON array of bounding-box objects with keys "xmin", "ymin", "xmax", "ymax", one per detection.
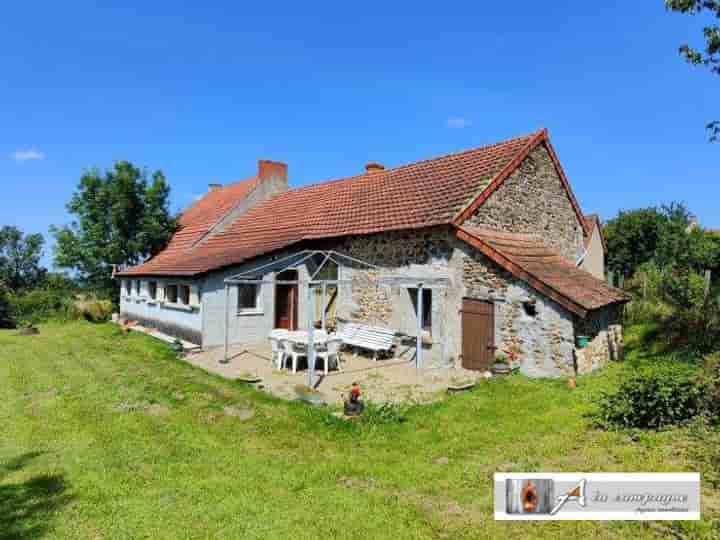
[
  {"xmin": 461, "ymin": 298, "xmax": 495, "ymax": 371},
  {"xmin": 275, "ymin": 270, "xmax": 298, "ymax": 330}
]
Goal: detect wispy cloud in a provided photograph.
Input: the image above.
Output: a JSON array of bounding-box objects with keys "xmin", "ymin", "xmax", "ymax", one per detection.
[
  {"xmin": 446, "ymin": 117, "xmax": 472, "ymax": 129},
  {"xmin": 10, "ymin": 147, "xmax": 46, "ymax": 162}
]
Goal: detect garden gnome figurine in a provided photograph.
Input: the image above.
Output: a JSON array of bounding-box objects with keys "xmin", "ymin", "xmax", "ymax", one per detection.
[{"xmin": 343, "ymin": 382, "xmax": 364, "ymax": 416}]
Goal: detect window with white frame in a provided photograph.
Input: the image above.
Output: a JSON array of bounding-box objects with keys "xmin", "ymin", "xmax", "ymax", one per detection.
[
  {"xmin": 135, "ymin": 280, "xmax": 141, "ymax": 296},
  {"xmin": 237, "ymin": 283, "xmax": 261, "ymax": 313},
  {"xmin": 148, "ymin": 281, "xmax": 157, "ymax": 300},
  {"xmin": 124, "ymin": 280, "xmax": 131, "ymax": 296}
]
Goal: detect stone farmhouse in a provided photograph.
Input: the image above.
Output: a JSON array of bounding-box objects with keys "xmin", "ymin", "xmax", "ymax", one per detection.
[{"xmin": 117, "ymin": 128, "xmax": 628, "ymax": 377}]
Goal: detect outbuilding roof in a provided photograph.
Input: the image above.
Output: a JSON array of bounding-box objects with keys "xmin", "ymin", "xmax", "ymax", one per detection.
[{"xmin": 457, "ymin": 225, "xmax": 629, "ymax": 317}]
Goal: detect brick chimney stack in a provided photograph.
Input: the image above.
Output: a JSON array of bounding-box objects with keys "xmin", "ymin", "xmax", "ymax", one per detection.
[
  {"xmin": 365, "ymin": 162, "xmax": 385, "ymax": 174},
  {"xmin": 258, "ymin": 160, "xmax": 288, "ymax": 187}
]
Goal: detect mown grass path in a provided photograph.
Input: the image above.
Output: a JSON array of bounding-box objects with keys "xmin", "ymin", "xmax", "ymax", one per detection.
[{"xmin": 0, "ymin": 322, "xmax": 715, "ymax": 538}]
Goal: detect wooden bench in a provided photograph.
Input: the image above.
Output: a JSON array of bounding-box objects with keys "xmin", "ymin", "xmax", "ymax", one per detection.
[{"xmin": 339, "ymin": 322, "xmax": 396, "ymax": 361}]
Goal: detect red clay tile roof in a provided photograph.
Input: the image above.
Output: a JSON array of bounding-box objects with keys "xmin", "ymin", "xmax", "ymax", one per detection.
[
  {"xmin": 457, "ymin": 225, "xmax": 629, "ymax": 317},
  {"xmin": 121, "ymin": 177, "xmax": 258, "ymax": 274},
  {"xmin": 119, "ymin": 129, "xmax": 548, "ymax": 276}
]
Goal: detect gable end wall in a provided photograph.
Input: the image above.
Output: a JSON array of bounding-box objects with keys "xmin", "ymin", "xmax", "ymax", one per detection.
[{"xmin": 467, "ymin": 144, "xmax": 584, "ymax": 262}]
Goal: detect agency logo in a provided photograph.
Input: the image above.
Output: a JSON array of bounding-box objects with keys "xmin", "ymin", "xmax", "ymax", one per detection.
[{"xmin": 495, "ymin": 473, "xmax": 700, "ymax": 521}]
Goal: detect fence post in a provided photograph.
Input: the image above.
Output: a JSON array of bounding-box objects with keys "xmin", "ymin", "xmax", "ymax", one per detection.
[{"xmin": 705, "ymin": 270, "xmax": 712, "ymax": 299}]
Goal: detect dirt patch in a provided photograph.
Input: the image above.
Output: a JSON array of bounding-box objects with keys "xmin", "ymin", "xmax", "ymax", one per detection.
[
  {"xmin": 114, "ymin": 401, "xmax": 171, "ymax": 416},
  {"xmin": 146, "ymin": 404, "xmax": 171, "ymax": 416},
  {"xmin": 223, "ymin": 405, "xmax": 255, "ymax": 420}
]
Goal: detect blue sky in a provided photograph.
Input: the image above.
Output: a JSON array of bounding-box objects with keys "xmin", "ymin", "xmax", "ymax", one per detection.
[{"xmin": 1, "ymin": 1, "xmax": 717, "ymax": 267}]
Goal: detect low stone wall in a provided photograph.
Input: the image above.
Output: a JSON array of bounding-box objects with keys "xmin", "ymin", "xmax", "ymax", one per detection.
[{"xmin": 574, "ymin": 306, "xmax": 624, "ymax": 374}]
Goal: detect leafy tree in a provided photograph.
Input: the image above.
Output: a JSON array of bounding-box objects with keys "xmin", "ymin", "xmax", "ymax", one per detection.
[
  {"xmin": 665, "ymin": 0, "xmax": 720, "ymax": 140},
  {"xmin": 604, "ymin": 207, "xmax": 665, "ymax": 277},
  {"xmin": 0, "ymin": 226, "xmax": 46, "ymax": 291},
  {"xmin": 52, "ymin": 161, "xmax": 177, "ymax": 300}
]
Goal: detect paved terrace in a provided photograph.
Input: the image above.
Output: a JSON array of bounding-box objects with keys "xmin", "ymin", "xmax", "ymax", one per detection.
[{"xmin": 183, "ymin": 342, "xmax": 486, "ymax": 405}]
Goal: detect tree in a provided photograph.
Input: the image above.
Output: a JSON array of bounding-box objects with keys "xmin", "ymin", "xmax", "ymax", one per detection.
[
  {"xmin": 0, "ymin": 226, "xmax": 46, "ymax": 291},
  {"xmin": 52, "ymin": 161, "xmax": 177, "ymax": 300},
  {"xmin": 665, "ymin": 0, "xmax": 720, "ymax": 140},
  {"xmin": 604, "ymin": 207, "xmax": 665, "ymax": 277}
]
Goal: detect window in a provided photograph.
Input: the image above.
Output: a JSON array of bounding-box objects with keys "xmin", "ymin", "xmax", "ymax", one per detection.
[
  {"xmin": 179, "ymin": 285, "xmax": 190, "ymax": 306},
  {"xmin": 165, "ymin": 284, "xmax": 178, "ymax": 304},
  {"xmin": 522, "ymin": 300, "xmax": 537, "ymax": 318},
  {"xmin": 237, "ymin": 284, "xmax": 260, "ymax": 312},
  {"xmin": 409, "ymin": 288, "xmax": 432, "ymax": 332},
  {"xmin": 124, "ymin": 280, "xmax": 131, "ymax": 295},
  {"xmin": 148, "ymin": 281, "xmax": 157, "ymax": 300},
  {"xmin": 311, "ymin": 254, "xmax": 338, "ymax": 281},
  {"xmin": 135, "ymin": 280, "xmax": 141, "ymax": 295}
]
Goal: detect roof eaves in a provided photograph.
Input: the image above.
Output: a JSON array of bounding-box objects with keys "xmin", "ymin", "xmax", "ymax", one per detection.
[{"xmin": 456, "ymin": 225, "xmax": 589, "ymax": 317}]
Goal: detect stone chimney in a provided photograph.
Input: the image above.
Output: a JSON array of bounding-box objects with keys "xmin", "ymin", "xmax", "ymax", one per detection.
[
  {"xmin": 365, "ymin": 162, "xmax": 385, "ymax": 174},
  {"xmin": 208, "ymin": 183, "xmax": 223, "ymax": 191},
  {"xmin": 258, "ymin": 160, "xmax": 288, "ymax": 188}
]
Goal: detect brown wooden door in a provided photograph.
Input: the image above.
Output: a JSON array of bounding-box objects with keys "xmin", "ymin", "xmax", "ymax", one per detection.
[
  {"xmin": 461, "ymin": 298, "xmax": 495, "ymax": 371},
  {"xmin": 275, "ymin": 270, "xmax": 298, "ymax": 330}
]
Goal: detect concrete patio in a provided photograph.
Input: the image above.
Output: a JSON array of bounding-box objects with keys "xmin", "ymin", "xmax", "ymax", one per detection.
[{"xmin": 183, "ymin": 342, "xmax": 487, "ymax": 405}]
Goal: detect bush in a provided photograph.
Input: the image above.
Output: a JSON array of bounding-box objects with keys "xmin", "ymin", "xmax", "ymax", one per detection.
[
  {"xmin": 592, "ymin": 364, "xmax": 708, "ymax": 430},
  {"xmin": 9, "ymin": 288, "xmax": 69, "ymax": 325},
  {"xmin": 65, "ymin": 297, "xmax": 113, "ymax": 322}
]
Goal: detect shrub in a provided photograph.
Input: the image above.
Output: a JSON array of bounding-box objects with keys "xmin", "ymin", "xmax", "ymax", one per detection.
[
  {"xmin": 362, "ymin": 402, "xmax": 409, "ymax": 425},
  {"xmin": 592, "ymin": 364, "xmax": 708, "ymax": 430},
  {"xmin": 9, "ymin": 288, "xmax": 68, "ymax": 325},
  {"xmin": 65, "ymin": 297, "xmax": 113, "ymax": 322}
]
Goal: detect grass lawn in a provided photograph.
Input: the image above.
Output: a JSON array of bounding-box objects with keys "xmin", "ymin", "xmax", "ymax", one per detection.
[{"xmin": 1, "ymin": 322, "xmax": 718, "ymax": 539}]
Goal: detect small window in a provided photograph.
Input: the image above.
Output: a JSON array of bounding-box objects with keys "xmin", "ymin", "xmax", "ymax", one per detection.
[
  {"xmin": 409, "ymin": 288, "xmax": 432, "ymax": 332},
  {"xmin": 179, "ymin": 285, "xmax": 190, "ymax": 305},
  {"xmin": 148, "ymin": 281, "xmax": 157, "ymax": 300},
  {"xmin": 237, "ymin": 284, "xmax": 260, "ymax": 312},
  {"xmin": 124, "ymin": 280, "xmax": 131, "ymax": 295},
  {"xmin": 523, "ymin": 300, "xmax": 537, "ymax": 318},
  {"xmin": 165, "ymin": 284, "xmax": 178, "ymax": 304}
]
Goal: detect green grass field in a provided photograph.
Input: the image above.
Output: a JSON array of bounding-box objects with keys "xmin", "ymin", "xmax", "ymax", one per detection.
[{"xmin": 1, "ymin": 322, "xmax": 717, "ymax": 539}]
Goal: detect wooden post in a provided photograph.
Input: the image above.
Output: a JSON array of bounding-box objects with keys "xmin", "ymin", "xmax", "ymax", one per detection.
[
  {"xmin": 221, "ymin": 283, "xmax": 230, "ymax": 364},
  {"xmin": 705, "ymin": 270, "xmax": 712, "ymax": 299}
]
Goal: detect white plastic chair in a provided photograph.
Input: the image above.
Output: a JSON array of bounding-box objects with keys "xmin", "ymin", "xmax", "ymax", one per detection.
[
  {"xmin": 269, "ymin": 337, "xmax": 285, "ymax": 369},
  {"xmin": 281, "ymin": 340, "xmax": 306, "ymax": 374},
  {"xmin": 315, "ymin": 337, "xmax": 343, "ymax": 375}
]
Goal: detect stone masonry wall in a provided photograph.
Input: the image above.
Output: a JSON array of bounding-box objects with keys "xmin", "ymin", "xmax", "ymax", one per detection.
[
  {"xmin": 467, "ymin": 144, "xmax": 584, "ymax": 262},
  {"xmin": 461, "ymin": 243, "xmax": 576, "ymax": 377},
  {"xmin": 313, "ymin": 224, "xmax": 617, "ymax": 377},
  {"xmin": 574, "ymin": 305, "xmax": 624, "ymax": 374}
]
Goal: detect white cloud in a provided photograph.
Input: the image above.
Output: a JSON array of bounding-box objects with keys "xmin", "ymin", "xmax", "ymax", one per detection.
[
  {"xmin": 10, "ymin": 147, "xmax": 46, "ymax": 162},
  {"xmin": 446, "ymin": 117, "xmax": 472, "ymax": 129}
]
